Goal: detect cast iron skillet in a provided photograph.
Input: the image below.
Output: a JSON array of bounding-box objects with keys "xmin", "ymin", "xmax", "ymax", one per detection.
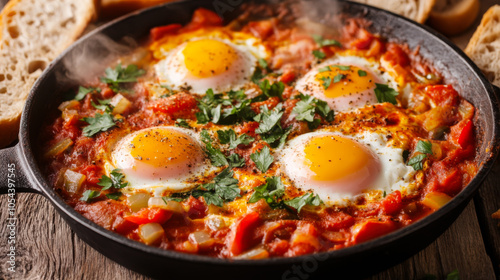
[{"xmin": 1, "ymin": 0, "xmax": 499, "ymax": 279}]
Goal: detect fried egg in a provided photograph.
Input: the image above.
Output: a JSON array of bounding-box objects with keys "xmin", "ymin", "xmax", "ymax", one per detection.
[
  {"xmin": 295, "ymin": 55, "xmax": 397, "ymax": 112},
  {"xmin": 110, "ymin": 126, "xmax": 214, "ymax": 196},
  {"xmin": 154, "ymin": 29, "xmax": 270, "ymax": 94},
  {"xmin": 278, "ymin": 130, "xmax": 414, "ymax": 206}
]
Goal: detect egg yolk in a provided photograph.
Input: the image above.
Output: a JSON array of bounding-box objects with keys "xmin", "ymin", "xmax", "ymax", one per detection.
[
  {"xmin": 315, "ymin": 65, "xmax": 375, "ymax": 98},
  {"xmin": 182, "ymin": 39, "xmax": 238, "ymax": 78},
  {"xmin": 130, "ymin": 128, "xmax": 201, "ymax": 169},
  {"xmin": 303, "ymin": 135, "xmax": 378, "ymax": 182}
]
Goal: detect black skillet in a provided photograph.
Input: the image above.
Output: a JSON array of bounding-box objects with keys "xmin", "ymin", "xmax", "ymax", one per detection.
[{"xmin": 1, "ymin": 0, "xmax": 499, "ymax": 279}]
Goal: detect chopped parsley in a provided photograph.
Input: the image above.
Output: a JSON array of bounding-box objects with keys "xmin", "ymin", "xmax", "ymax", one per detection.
[
  {"xmin": 312, "ymin": 34, "xmax": 342, "ymax": 47},
  {"xmin": 100, "ymin": 64, "xmax": 145, "ymax": 93},
  {"xmin": 319, "ymin": 76, "xmax": 332, "ymax": 90},
  {"xmin": 97, "ymin": 169, "xmax": 128, "ymax": 190},
  {"xmin": 374, "ymin": 83, "xmax": 399, "ymax": 105},
  {"xmin": 293, "ymin": 94, "xmax": 334, "ymax": 129},
  {"xmin": 80, "ymin": 190, "xmax": 100, "ymax": 202},
  {"xmin": 318, "ymin": 66, "xmax": 332, "ymax": 73},
  {"xmin": 358, "ymin": 70, "xmax": 367, "ymax": 77},
  {"xmin": 75, "ymin": 86, "xmax": 100, "ymax": 101},
  {"xmin": 81, "ymin": 112, "xmax": 116, "ymax": 137},
  {"xmin": 175, "ymin": 119, "xmax": 191, "ymax": 128},
  {"xmin": 247, "ymin": 176, "xmax": 322, "ymax": 213},
  {"xmin": 186, "ymin": 168, "xmax": 241, "ymax": 207},
  {"xmin": 312, "ymin": 50, "xmax": 326, "ymax": 60},
  {"xmin": 217, "ymin": 129, "xmax": 255, "ymax": 149},
  {"xmin": 227, "ymin": 153, "xmax": 245, "ymax": 168},
  {"xmin": 248, "ymin": 176, "xmax": 285, "ymax": 208},
  {"xmin": 333, "ymin": 73, "xmax": 345, "ymax": 83},
  {"xmin": 284, "ymin": 192, "xmax": 322, "ymax": 212},
  {"xmin": 106, "ymin": 192, "xmax": 123, "ymax": 200},
  {"xmin": 201, "ymin": 130, "xmax": 229, "ymax": 167},
  {"xmin": 407, "ymin": 140, "xmax": 433, "ymax": 170},
  {"xmin": 259, "ymin": 80, "xmax": 285, "ymax": 101},
  {"xmin": 91, "ymin": 99, "xmax": 112, "ymax": 113},
  {"xmin": 331, "ymin": 65, "xmax": 351, "ymax": 71},
  {"xmin": 258, "ymin": 58, "xmax": 269, "ymax": 69},
  {"xmin": 196, "ymin": 89, "xmax": 255, "ymax": 125},
  {"xmin": 250, "ymin": 146, "xmax": 274, "ymax": 173},
  {"xmin": 253, "ymin": 104, "xmax": 290, "ymax": 148}
]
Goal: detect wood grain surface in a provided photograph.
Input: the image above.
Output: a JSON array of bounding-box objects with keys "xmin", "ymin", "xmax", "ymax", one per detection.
[{"xmin": 1, "ymin": 0, "xmax": 500, "ymax": 279}]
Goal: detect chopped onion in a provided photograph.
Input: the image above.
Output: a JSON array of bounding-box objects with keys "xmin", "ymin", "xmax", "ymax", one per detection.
[
  {"xmin": 110, "ymin": 94, "xmax": 131, "ymax": 115},
  {"xmin": 58, "ymin": 100, "xmax": 79, "ymax": 111},
  {"xmin": 188, "ymin": 231, "xmax": 215, "ymax": 249},
  {"xmin": 422, "ymin": 192, "xmax": 452, "ymax": 210},
  {"xmin": 128, "ymin": 193, "xmax": 151, "ymax": 212},
  {"xmin": 139, "ymin": 223, "xmax": 164, "ymax": 245},
  {"xmin": 44, "ymin": 138, "xmax": 73, "ymax": 158},
  {"xmin": 206, "ymin": 215, "xmax": 226, "ymax": 231},
  {"xmin": 148, "ymin": 197, "xmax": 184, "ymax": 214},
  {"xmin": 62, "ymin": 109, "xmax": 78, "ymax": 122},
  {"xmin": 234, "ymin": 247, "xmax": 269, "ymax": 260},
  {"xmin": 63, "ymin": 170, "xmax": 86, "ymax": 194}
]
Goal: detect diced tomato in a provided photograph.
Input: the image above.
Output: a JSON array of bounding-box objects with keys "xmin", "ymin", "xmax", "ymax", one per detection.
[
  {"xmin": 425, "ymin": 85, "xmax": 459, "ymax": 107},
  {"xmin": 112, "ymin": 215, "xmax": 137, "ymax": 235},
  {"xmin": 124, "ymin": 208, "xmax": 173, "ymax": 225},
  {"xmin": 150, "ymin": 23, "xmax": 182, "ymax": 41},
  {"xmin": 379, "ymin": 190, "xmax": 403, "ymax": 215},
  {"xmin": 228, "ymin": 211, "xmax": 261, "ymax": 256},
  {"xmin": 182, "ymin": 8, "xmax": 222, "ymax": 32},
  {"xmin": 235, "ymin": 121, "xmax": 259, "ymax": 138},
  {"xmin": 278, "ymin": 69, "xmax": 296, "ymax": 84},
  {"xmin": 251, "ymin": 96, "xmax": 280, "ymax": 113},
  {"xmin": 79, "ymin": 165, "xmax": 101, "ymax": 184},
  {"xmin": 149, "ymin": 92, "xmax": 198, "ymax": 118},
  {"xmin": 428, "ymin": 161, "xmax": 463, "ymax": 196},
  {"xmin": 350, "ymin": 29, "xmax": 374, "ymax": 50},
  {"xmin": 187, "ymin": 196, "xmax": 207, "ymax": 219},
  {"xmin": 320, "ymin": 211, "xmax": 355, "ymax": 231},
  {"xmin": 246, "ymin": 20, "xmax": 274, "ymax": 39},
  {"xmin": 382, "ymin": 44, "xmax": 410, "ymax": 67},
  {"xmin": 366, "ymin": 38, "xmax": 385, "ymax": 57},
  {"xmin": 351, "ymin": 219, "xmax": 396, "ymax": 244},
  {"xmin": 458, "ymin": 120, "xmax": 474, "ymax": 148},
  {"xmin": 100, "ymin": 87, "xmax": 115, "ymax": 99}
]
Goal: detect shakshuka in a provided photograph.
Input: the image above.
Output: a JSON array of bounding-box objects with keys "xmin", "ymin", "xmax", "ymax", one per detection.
[{"xmin": 39, "ymin": 7, "xmax": 478, "ymax": 259}]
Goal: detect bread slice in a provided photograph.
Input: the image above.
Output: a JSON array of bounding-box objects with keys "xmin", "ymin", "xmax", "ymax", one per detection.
[
  {"xmin": 428, "ymin": 0, "xmax": 480, "ymax": 36},
  {"xmin": 0, "ymin": 0, "xmax": 96, "ymax": 147},
  {"xmin": 465, "ymin": 5, "xmax": 500, "ymax": 87},
  {"xmin": 351, "ymin": 0, "xmax": 436, "ymax": 23}
]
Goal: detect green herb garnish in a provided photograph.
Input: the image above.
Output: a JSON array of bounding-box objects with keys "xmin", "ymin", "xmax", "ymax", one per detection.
[
  {"xmin": 407, "ymin": 140, "xmax": 433, "ymax": 170},
  {"xmin": 250, "ymin": 146, "xmax": 274, "ymax": 173},
  {"xmin": 81, "ymin": 112, "xmax": 116, "ymax": 137},
  {"xmin": 374, "ymin": 83, "xmax": 399, "ymax": 105},
  {"xmin": 80, "ymin": 190, "xmax": 100, "ymax": 202}
]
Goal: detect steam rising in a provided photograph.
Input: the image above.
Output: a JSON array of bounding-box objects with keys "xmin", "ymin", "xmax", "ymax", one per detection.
[{"xmin": 57, "ymin": 34, "xmax": 138, "ymax": 85}]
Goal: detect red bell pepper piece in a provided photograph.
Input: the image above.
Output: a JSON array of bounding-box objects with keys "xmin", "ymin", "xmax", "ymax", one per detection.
[
  {"xmin": 228, "ymin": 211, "xmax": 261, "ymax": 256},
  {"xmin": 379, "ymin": 190, "xmax": 402, "ymax": 215},
  {"xmin": 458, "ymin": 120, "xmax": 474, "ymax": 148},
  {"xmin": 124, "ymin": 208, "xmax": 172, "ymax": 225},
  {"xmin": 150, "ymin": 23, "xmax": 182, "ymax": 41},
  {"xmin": 352, "ymin": 219, "xmax": 396, "ymax": 244}
]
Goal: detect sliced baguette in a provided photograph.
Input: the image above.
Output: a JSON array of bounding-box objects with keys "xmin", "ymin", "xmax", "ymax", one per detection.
[
  {"xmin": 465, "ymin": 5, "xmax": 500, "ymax": 87},
  {"xmin": 428, "ymin": 0, "xmax": 480, "ymax": 36},
  {"xmin": 0, "ymin": 0, "xmax": 96, "ymax": 147},
  {"xmin": 351, "ymin": 0, "xmax": 436, "ymax": 23}
]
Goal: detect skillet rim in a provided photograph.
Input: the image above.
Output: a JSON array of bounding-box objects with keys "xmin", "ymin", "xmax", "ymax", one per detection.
[{"xmin": 17, "ymin": 0, "xmax": 500, "ymax": 267}]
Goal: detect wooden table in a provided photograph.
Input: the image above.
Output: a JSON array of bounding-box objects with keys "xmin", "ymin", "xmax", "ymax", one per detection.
[{"xmin": 1, "ymin": 1, "xmax": 500, "ymax": 279}]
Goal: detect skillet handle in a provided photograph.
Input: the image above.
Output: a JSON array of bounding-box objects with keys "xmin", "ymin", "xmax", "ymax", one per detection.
[{"xmin": 0, "ymin": 144, "xmax": 41, "ymax": 194}]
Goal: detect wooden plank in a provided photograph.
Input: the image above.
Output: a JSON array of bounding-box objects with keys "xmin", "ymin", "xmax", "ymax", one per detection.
[
  {"xmin": 474, "ymin": 159, "xmax": 500, "ymax": 276},
  {"xmin": 370, "ymin": 200, "xmax": 496, "ymax": 280}
]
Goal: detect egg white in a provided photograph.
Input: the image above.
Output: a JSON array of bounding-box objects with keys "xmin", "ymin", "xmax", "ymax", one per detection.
[
  {"xmin": 108, "ymin": 126, "xmax": 218, "ymax": 197},
  {"xmin": 277, "ymin": 130, "xmax": 415, "ymax": 206},
  {"xmin": 155, "ymin": 37, "xmax": 268, "ymax": 94}
]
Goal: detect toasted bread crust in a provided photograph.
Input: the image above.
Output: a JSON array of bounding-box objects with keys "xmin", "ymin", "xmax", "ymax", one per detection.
[
  {"xmin": 465, "ymin": 5, "xmax": 500, "ymax": 87},
  {"xmin": 0, "ymin": 0, "xmax": 96, "ymax": 147},
  {"xmin": 352, "ymin": 0, "xmax": 436, "ymax": 23}
]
